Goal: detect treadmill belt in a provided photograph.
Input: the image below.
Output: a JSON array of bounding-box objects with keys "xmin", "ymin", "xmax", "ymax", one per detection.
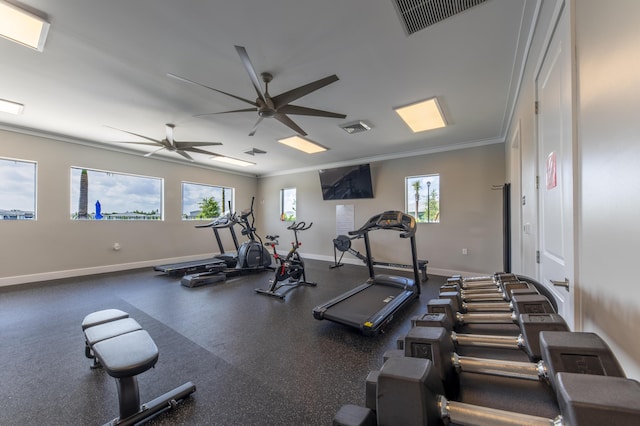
[
  {"xmin": 154, "ymin": 257, "xmax": 225, "ymax": 274},
  {"xmin": 323, "ymin": 284, "xmax": 408, "ymax": 327}
]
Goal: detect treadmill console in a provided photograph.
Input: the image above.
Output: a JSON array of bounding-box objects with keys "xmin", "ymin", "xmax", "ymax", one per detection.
[
  {"xmin": 350, "ymin": 210, "xmax": 416, "ymax": 237},
  {"xmin": 375, "ymin": 211, "xmax": 404, "ymax": 228}
]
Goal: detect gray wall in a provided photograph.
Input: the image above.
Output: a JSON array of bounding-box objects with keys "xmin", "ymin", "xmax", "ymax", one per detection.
[
  {"xmin": 0, "ymin": 129, "xmax": 258, "ymax": 284},
  {"xmin": 257, "ymin": 143, "xmax": 506, "ymax": 277}
]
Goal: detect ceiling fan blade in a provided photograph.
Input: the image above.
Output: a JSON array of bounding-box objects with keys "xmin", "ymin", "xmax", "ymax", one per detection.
[
  {"xmin": 165, "ymin": 124, "xmax": 175, "ymax": 147},
  {"xmin": 248, "ymin": 117, "xmax": 263, "ymax": 136},
  {"xmin": 144, "ymin": 147, "xmax": 166, "ymax": 157},
  {"xmin": 176, "ymin": 150, "xmax": 195, "ymax": 162},
  {"xmin": 167, "ymin": 73, "xmax": 258, "ymax": 107},
  {"xmin": 272, "ymin": 75, "xmax": 340, "ymax": 108},
  {"xmin": 274, "ymin": 113, "xmax": 307, "ymax": 136},
  {"xmin": 195, "ymin": 108, "xmax": 257, "ymax": 118},
  {"xmin": 174, "ymin": 141, "xmax": 223, "ymax": 149},
  {"xmin": 184, "ymin": 147, "xmax": 219, "ymax": 156},
  {"xmin": 277, "ymin": 104, "xmax": 346, "ymax": 119},
  {"xmin": 234, "ymin": 45, "xmax": 268, "ymax": 104},
  {"xmin": 117, "ymin": 141, "xmax": 163, "ymax": 147},
  {"xmin": 105, "ymin": 125, "xmax": 163, "ymax": 145}
]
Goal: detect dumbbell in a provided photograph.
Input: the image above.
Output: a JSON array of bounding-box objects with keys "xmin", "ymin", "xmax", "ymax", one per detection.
[
  {"xmin": 446, "ymin": 272, "xmax": 519, "ymax": 290},
  {"xmin": 441, "ymin": 275, "xmax": 533, "ymax": 299},
  {"xmin": 399, "ymin": 328, "xmax": 625, "ymax": 399},
  {"xmin": 439, "ymin": 285, "xmax": 545, "ymax": 313},
  {"xmin": 333, "ymin": 356, "xmax": 640, "ymax": 426},
  {"xmin": 404, "ymin": 311, "xmax": 568, "ymax": 361},
  {"xmin": 427, "ymin": 294, "xmax": 555, "ymax": 326},
  {"xmin": 441, "ymin": 281, "xmax": 538, "ymax": 301},
  {"xmin": 442, "ymin": 275, "xmax": 538, "ymax": 297}
]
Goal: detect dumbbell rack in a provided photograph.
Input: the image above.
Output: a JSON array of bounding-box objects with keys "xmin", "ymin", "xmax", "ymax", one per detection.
[{"xmin": 332, "ymin": 273, "xmax": 640, "ymax": 426}]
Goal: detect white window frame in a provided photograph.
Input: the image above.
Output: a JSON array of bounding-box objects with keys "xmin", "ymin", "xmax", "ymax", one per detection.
[
  {"xmin": 70, "ymin": 167, "xmax": 163, "ymax": 220},
  {"xmin": 0, "ymin": 157, "xmax": 37, "ymax": 220},
  {"xmin": 182, "ymin": 182, "xmax": 234, "ymax": 220},
  {"xmin": 405, "ymin": 174, "xmax": 440, "ymax": 223},
  {"xmin": 280, "ymin": 188, "xmax": 296, "ymax": 222}
]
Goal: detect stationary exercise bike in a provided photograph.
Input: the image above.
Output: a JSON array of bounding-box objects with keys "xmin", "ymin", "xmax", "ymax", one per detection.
[{"xmin": 255, "ymin": 221, "xmax": 316, "ymax": 299}]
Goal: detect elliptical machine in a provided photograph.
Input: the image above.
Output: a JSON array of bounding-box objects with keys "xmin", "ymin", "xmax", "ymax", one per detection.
[
  {"xmin": 233, "ymin": 197, "xmax": 272, "ymax": 269},
  {"xmin": 180, "ymin": 197, "xmax": 272, "ymax": 287},
  {"xmin": 255, "ymin": 221, "xmax": 316, "ymax": 299}
]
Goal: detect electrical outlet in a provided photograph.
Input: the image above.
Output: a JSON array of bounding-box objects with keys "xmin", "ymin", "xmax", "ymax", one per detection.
[{"xmin": 462, "ymin": 248, "xmax": 468, "ymax": 255}]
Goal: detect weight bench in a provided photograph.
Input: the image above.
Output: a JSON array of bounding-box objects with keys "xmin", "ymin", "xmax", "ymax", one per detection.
[
  {"xmin": 82, "ymin": 310, "xmax": 140, "ymax": 369},
  {"xmin": 82, "ymin": 310, "xmax": 196, "ymax": 426}
]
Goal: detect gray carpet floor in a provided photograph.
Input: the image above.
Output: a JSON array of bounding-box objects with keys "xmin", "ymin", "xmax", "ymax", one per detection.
[{"xmin": 0, "ymin": 259, "xmax": 558, "ymax": 425}]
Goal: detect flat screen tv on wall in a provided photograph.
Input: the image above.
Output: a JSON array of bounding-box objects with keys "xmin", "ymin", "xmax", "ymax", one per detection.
[{"xmin": 318, "ymin": 164, "xmax": 374, "ymax": 200}]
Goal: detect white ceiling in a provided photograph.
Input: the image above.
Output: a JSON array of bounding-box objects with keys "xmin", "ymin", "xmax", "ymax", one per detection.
[{"xmin": 0, "ymin": 0, "xmax": 538, "ymax": 176}]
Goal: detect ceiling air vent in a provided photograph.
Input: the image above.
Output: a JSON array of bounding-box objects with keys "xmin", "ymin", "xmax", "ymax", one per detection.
[
  {"xmin": 340, "ymin": 121, "xmax": 372, "ymax": 134},
  {"xmin": 244, "ymin": 148, "xmax": 267, "ymax": 156},
  {"xmin": 393, "ymin": 0, "xmax": 488, "ymax": 36}
]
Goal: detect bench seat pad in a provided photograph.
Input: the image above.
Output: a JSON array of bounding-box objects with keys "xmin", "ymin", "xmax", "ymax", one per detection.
[
  {"xmin": 92, "ymin": 330, "xmax": 159, "ymax": 378},
  {"xmin": 84, "ymin": 318, "xmax": 142, "ymax": 345},
  {"xmin": 82, "ymin": 309, "xmax": 129, "ymax": 330}
]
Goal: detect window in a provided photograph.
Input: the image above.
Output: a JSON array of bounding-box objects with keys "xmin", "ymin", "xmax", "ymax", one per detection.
[
  {"xmin": 182, "ymin": 182, "xmax": 234, "ymax": 220},
  {"xmin": 70, "ymin": 167, "xmax": 163, "ymax": 220},
  {"xmin": 405, "ymin": 174, "xmax": 440, "ymax": 223},
  {"xmin": 280, "ymin": 188, "xmax": 296, "ymax": 221},
  {"xmin": 0, "ymin": 157, "xmax": 36, "ymax": 220}
]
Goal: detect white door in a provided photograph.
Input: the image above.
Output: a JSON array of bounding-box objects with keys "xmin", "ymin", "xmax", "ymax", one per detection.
[{"xmin": 536, "ymin": 5, "xmax": 576, "ymax": 329}]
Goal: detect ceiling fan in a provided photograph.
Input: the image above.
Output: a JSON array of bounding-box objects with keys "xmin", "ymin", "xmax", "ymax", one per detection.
[
  {"xmin": 167, "ymin": 45, "xmax": 347, "ymax": 136},
  {"xmin": 106, "ymin": 123, "xmax": 223, "ymax": 162}
]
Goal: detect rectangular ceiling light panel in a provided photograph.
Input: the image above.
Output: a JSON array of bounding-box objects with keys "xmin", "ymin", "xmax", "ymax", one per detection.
[
  {"xmin": 0, "ymin": 98, "xmax": 24, "ymax": 115},
  {"xmin": 395, "ymin": 97, "xmax": 447, "ymax": 133},
  {"xmin": 0, "ymin": 1, "xmax": 50, "ymax": 51},
  {"xmin": 278, "ymin": 136, "xmax": 327, "ymax": 154},
  {"xmin": 211, "ymin": 156, "xmax": 255, "ymax": 167}
]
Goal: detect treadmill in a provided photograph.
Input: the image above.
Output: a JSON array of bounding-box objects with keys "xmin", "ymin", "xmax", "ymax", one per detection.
[
  {"xmin": 313, "ymin": 211, "xmax": 421, "ymax": 336},
  {"xmin": 153, "ymin": 257, "xmax": 225, "ymax": 276},
  {"xmin": 194, "ymin": 212, "xmax": 240, "ymax": 267},
  {"xmin": 153, "ymin": 213, "xmax": 237, "ymax": 276}
]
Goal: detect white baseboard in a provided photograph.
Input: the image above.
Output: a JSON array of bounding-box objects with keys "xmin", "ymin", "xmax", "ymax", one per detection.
[
  {"xmin": 0, "ymin": 254, "xmax": 216, "ymax": 287},
  {"xmin": 0, "ymin": 252, "xmax": 490, "ymax": 287},
  {"xmin": 303, "ymin": 253, "xmax": 488, "ymax": 279}
]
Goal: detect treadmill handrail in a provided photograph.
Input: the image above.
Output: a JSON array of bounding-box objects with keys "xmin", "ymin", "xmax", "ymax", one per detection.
[
  {"xmin": 348, "ymin": 210, "xmax": 416, "ymax": 238},
  {"xmin": 195, "ymin": 213, "xmax": 235, "ymax": 229}
]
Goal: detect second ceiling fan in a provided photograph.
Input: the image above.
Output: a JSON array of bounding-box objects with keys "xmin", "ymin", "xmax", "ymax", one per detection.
[{"xmin": 168, "ymin": 45, "xmax": 346, "ymax": 136}]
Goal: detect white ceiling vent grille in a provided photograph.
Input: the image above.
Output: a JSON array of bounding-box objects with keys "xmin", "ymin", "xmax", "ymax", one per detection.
[
  {"xmin": 340, "ymin": 121, "xmax": 372, "ymax": 134},
  {"xmin": 393, "ymin": 0, "xmax": 488, "ymax": 36}
]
